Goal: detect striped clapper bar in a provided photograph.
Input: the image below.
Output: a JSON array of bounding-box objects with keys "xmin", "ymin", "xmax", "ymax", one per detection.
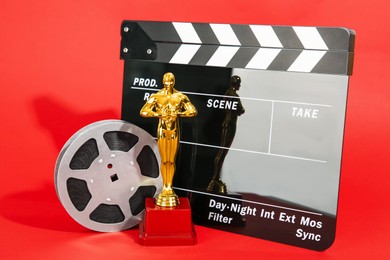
[
  {"xmin": 120, "ymin": 21, "xmax": 355, "ymax": 251},
  {"xmin": 120, "ymin": 21, "xmax": 354, "ymax": 75}
]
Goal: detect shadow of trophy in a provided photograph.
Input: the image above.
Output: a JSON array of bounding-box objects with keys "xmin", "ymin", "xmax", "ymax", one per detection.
[{"xmin": 138, "ymin": 72, "xmax": 197, "ymax": 246}]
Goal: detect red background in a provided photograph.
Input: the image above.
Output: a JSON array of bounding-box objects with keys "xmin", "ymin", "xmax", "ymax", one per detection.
[{"xmin": 1, "ymin": 0, "xmax": 389, "ymax": 259}]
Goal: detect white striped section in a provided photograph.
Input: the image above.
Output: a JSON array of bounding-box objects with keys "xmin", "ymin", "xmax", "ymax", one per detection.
[
  {"xmin": 206, "ymin": 46, "xmax": 240, "ymax": 67},
  {"xmin": 169, "ymin": 44, "xmax": 201, "ymax": 64},
  {"xmin": 288, "ymin": 50, "xmax": 327, "ymax": 72},
  {"xmin": 172, "ymin": 22, "xmax": 202, "ymax": 44},
  {"xmin": 210, "ymin": 24, "xmax": 241, "ymax": 45},
  {"xmin": 250, "ymin": 25, "xmax": 283, "ymax": 48},
  {"xmin": 245, "ymin": 48, "xmax": 282, "ymax": 69},
  {"xmin": 293, "ymin": 27, "xmax": 328, "ymax": 50}
]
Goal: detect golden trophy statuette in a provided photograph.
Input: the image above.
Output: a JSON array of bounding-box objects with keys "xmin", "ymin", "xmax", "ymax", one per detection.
[
  {"xmin": 138, "ymin": 72, "xmax": 197, "ymax": 245},
  {"xmin": 140, "ymin": 72, "xmax": 197, "ymax": 207}
]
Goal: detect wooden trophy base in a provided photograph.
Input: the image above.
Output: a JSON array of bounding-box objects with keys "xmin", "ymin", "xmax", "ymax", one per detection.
[{"xmin": 139, "ymin": 197, "xmax": 197, "ymax": 246}]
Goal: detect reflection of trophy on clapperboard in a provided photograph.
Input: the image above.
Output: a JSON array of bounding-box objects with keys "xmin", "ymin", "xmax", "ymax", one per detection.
[
  {"xmin": 192, "ymin": 75, "xmax": 246, "ymax": 227},
  {"xmin": 207, "ymin": 75, "xmax": 245, "ymax": 194},
  {"xmin": 138, "ymin": 72, "xmax": 198, "ymax": 246}
]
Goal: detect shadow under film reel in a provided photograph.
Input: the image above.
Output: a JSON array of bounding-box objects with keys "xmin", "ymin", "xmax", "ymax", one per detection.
[{"xmin": 54, "ymin": 120, "xmax": 162, "ymax": 232}]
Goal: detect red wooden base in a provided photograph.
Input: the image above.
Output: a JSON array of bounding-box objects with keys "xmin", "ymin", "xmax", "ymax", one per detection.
[{"xmin": 139, "ymin": 197, "xmax": 197, "ymax": 246}]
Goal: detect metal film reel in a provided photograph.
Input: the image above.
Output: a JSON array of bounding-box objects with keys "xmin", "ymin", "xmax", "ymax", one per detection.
[{"xmin": 55, "ymin": 120, "xmax": 162, "ymax": 232}]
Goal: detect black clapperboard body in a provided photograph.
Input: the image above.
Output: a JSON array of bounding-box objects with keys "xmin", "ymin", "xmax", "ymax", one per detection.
[{"xmin": 120, "ymin": 21, "xmax": 355, "ymax": 251}]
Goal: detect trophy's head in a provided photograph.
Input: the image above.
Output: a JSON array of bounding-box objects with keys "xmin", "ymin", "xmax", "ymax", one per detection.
[
  {"xmin": 230, "ymin": 75, "xmax": 241, "ymax": 90},
  {"xmin": 163, "ymin": 72, "xmax": 175, "ymax": 90}
]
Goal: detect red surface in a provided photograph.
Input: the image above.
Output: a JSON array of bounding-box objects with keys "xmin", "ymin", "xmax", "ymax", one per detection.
[
  {"xmin": 139, "ymin": 198, "xmax": 196, "ymax": 246},
  {"xmin": 1, "ymin": 0, "xmax": 389, "ymax": 259}
]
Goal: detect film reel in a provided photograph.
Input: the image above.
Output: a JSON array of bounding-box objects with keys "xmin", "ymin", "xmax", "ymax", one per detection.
[{"xmin": 55, "ymin": 120, "xmax": 162, "ymax": 232}]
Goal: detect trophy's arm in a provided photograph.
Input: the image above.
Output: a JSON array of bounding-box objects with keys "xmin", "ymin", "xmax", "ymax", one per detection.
[
  {"xmin": 237, "ymin": 99, "xmax": 245, "ymax": 115},
  {"xmin": 140, "ymin": 98, "xmax": 161, "ymax": 118},
  {"xmin": 178, "ymin": 98, "xmax": 197, "ymax": 118}
]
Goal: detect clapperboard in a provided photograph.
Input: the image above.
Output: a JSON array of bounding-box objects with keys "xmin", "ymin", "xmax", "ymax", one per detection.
[{"xmin": 120, "ymin": 21, "xmax": 355, "ymax": 251}]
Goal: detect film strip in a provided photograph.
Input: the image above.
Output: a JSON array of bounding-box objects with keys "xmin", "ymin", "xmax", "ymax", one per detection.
[{"xmin": 120, "ymin": 21, "xmax": 355, "ymax": 75}]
